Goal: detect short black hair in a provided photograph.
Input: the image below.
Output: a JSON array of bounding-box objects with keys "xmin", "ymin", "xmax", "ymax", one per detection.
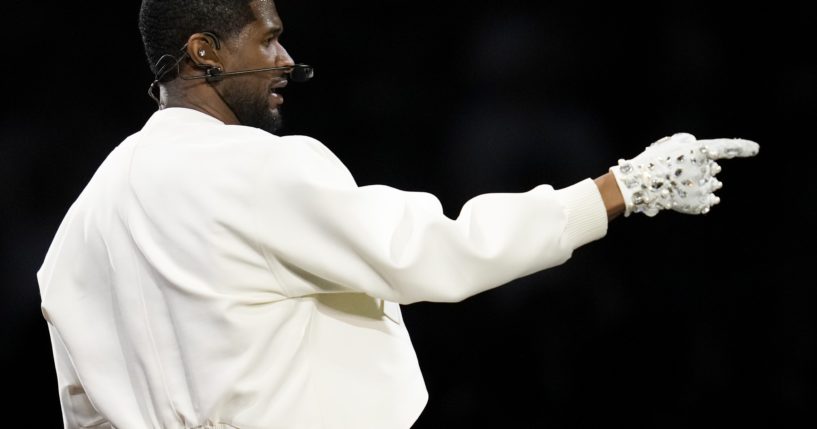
[{"xmin": 139, "ymin": 0, "xmax": 256, "ymax": 75}]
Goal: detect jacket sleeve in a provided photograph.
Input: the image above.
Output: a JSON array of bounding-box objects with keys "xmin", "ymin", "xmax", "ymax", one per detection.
[{"xmin": 252, "ymin": 136, "xmax": 608, "ymax": 304}]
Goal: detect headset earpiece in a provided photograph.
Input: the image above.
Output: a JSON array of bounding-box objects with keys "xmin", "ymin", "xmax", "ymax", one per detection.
[{"xmin": 192, "ymin": 32, "xmax": 223, "ymax": 82}]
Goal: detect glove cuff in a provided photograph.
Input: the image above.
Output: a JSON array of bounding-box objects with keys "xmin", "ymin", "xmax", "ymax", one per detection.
[
  {"xmin": 609, "ymin": 163, "xmax": 636, "ymax": 217},
  {"xmin": 609, "ymin": 160, "xmax": 663, "ymax": 217}
]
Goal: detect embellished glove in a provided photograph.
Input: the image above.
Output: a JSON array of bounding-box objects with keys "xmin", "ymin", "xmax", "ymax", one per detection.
[{"xmin": 610, "ymin": 133, "xmax": 759, "ymax": 217}]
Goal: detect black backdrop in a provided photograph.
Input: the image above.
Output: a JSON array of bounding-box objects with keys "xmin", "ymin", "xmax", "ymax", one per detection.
[{"xmin": 3, "ymin": 1, "xmax": 815, "ymax": 427}]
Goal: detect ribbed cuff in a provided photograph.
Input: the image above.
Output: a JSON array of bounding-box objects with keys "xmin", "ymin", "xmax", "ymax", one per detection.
[{"xmin": 556, "ymin": 178, "xmax": 609, "ymax": 249}]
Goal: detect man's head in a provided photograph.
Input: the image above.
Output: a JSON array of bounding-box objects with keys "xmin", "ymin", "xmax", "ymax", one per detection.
[{"xmin": 139, "ymin": 0, "xmax": 294, "ymax": 133}]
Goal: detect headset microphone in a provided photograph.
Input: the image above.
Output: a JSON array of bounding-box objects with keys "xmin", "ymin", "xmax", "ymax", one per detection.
[
  {"xmin": 197, "ymin": 63, "xmax": 315, "ymax": 83},
  {"xmin": 147, "ymin": 31, "xmax": 314, "ymax": 104}
]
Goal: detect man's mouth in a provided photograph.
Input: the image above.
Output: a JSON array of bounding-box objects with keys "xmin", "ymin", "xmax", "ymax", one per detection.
[{"xmin": 269, "ymin": 79, "xmax": 288, "ymax": 109}]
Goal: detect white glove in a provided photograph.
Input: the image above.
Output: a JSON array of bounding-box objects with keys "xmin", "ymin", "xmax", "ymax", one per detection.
[{"xmin": 610, "ymin": 133, "xmax": 759, "ymax": 217}]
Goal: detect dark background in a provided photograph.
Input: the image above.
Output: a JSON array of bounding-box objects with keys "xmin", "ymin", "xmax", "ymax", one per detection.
[{"xmin": 3, "ymin": 0, "xmax": 815, "ymax": 427}]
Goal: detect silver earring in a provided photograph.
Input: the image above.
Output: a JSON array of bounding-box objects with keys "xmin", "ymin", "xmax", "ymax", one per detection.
[{"xmin": 198, "ymin": 49, "xmax": 206, "ymax": 57}]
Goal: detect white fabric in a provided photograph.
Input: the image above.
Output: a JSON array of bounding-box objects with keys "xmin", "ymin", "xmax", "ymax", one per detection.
[{"xmin": 37, "ymin": 107, "xmax": 608, "ymax": 429}]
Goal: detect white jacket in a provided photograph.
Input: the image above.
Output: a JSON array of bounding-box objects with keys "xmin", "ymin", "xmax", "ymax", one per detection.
[{"xmin": 37, "ymin": 107, "xmax": 608, "ymax": 429}]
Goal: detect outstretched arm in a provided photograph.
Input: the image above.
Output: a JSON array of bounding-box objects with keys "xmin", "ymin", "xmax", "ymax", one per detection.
[{"xmin": 250, "ymin": 133, "xmax": 757, "ymax": 304}]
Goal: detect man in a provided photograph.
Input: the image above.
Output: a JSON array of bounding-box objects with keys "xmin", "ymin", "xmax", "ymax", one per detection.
[{"xmin": 36, "ymin": 1, "xmax": 758, "ymax": 428}]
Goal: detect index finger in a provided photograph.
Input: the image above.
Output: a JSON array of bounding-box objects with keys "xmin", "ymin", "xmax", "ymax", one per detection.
[{"xmin": 700, "ymin": 138, "xmax": 760, "ymax": 159}]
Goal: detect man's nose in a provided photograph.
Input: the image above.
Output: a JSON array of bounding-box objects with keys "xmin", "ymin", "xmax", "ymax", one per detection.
[{"xmin": 277, "ymin": 43, "xmax": 295, "ymax": 68}]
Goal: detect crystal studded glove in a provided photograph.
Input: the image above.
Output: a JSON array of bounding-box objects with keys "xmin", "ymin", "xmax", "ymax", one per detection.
[{"xmin": 610, "ymin": 133, "xmax": 759, "ymax": 217}]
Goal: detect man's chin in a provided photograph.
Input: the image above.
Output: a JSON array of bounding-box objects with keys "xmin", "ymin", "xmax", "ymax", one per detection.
[
  {"xmin": 257, "ymin": 109, "xmax": 283, "ymax": 134},
  {"xmin": 221, "ymin": 88, "xmax": 284, "ymax": 134},
  {"xmin": 242, "ymin": 107, "xmax": 283, "ymax": 134}
]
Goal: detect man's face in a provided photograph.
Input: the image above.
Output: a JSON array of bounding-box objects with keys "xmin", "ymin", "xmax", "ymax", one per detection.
[{"xmin": 218, "ymin": 0, "xmax": 294, "ymax": 134}]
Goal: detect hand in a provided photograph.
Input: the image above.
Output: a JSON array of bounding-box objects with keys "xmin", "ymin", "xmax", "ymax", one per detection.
[{"xmin": 609, "ymin": 133, "xmax": 759, "ymax": 217}]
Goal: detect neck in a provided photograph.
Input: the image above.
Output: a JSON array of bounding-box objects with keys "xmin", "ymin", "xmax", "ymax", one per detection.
[{"xmin": 159, "ymin": 80, "xmax": 241, "ymax": 125}]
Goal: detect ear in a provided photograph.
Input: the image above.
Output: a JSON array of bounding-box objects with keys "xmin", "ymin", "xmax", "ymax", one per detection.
[{"xmin": 186, "ymin": 32, "xmax": 223, "ymax": 70}]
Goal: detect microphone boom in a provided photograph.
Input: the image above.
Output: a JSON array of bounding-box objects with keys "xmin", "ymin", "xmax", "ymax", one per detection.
[{"xmin": 186, "ymin": 64, "xmax": 315, "ymax": 83}]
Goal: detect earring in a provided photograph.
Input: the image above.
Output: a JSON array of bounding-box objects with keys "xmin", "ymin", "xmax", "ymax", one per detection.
[{"xmin": 198, "ymin": 49, "xmax": 206, "ymax": 57}]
